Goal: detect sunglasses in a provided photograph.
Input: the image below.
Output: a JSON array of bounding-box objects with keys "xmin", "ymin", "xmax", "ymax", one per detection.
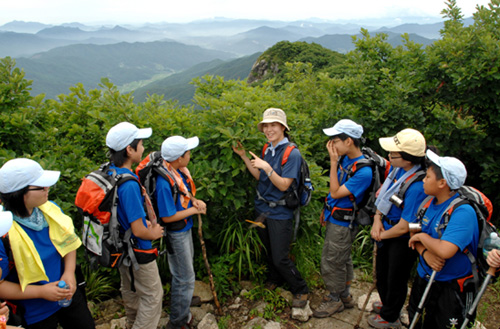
[{"xmin": 27, "ymin": 186, "xmax": 49, "ymax": 191}]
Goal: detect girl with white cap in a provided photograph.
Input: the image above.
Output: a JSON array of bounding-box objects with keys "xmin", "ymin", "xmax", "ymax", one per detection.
[
  {"xmin": 232, "ymin": 108, "xmax": 309, "ymax": 308},
  {"xmin": 0, "ymin": 158, "xmax": 94, "ymax": 329}
]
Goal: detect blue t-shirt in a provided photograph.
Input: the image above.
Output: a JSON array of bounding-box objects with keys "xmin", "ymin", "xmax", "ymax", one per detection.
[
  {"xmin": 0, "ymin": 203, "xmax": 65, "ymax": 325},
  {"xmin": 109, "ymin": 164, "xmax": 152, "ymax": 250},
  {"xmin": 323, "ymin": 155, "xmax": 373, "ymax": 227},
  {"xmin": 155, "ymin": 168, "xmax": 194, "ymax": 233},
  {"xmin": 382, "ymin": 167, "xmax": 427, "ymax": 231},
  {"xmin": 417, "ymin": 193, "xmax": 479, "ymax": 281},
  {"xmin": 254, "ymin": 143, "xmax": 301, "ymax": 220}
]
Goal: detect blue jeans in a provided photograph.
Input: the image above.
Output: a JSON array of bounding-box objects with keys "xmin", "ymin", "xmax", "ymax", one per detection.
[{"xmin": 167, "ymin": 229, "xmax": 195, "ymax": 327}]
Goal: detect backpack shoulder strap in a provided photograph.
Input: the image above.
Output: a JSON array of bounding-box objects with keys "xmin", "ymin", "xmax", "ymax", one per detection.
[
  {"xmin": 281, "ymin": 143, "xmax": 296, "ymax": 167},
  {"xmin": 397, "ymin": 170, "xmax": 426, "ymax": 199},
  {"xmin": 416, "ymin": 195, "xmax": 434, "ymax": 222},
  {"xmin": 262, "ymin": 142, "xmax": 271, "ymax": 159}
]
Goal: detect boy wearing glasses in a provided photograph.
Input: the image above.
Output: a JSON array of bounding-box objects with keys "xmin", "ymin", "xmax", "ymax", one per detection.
[{"xmin": 313, "ymin": 119, "xmax": 373, "ymax": 318}]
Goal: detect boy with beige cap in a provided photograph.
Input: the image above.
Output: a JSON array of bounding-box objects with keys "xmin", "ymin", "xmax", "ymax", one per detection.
[{"xmin": 368, "ymin": 128, "xmax": 428, "ymax": 329}]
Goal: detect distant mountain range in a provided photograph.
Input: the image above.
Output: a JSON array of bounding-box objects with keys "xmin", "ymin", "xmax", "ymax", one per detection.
[{"xmin": 0, "ymin": 17, "xmax": 473, "ymax": 104}]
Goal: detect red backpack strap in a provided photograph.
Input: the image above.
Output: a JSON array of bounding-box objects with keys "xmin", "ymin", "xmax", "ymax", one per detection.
[
  {"xmin": 281, "ymin": 144, "xmax": 296, "ymax": 166},
  {"xmin": 262, "ymin": 142, "xmax": 270, "ymax": 158}
]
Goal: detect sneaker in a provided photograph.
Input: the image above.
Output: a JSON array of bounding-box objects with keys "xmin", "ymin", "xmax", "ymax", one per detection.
[
  {"xmin": 190, "ymin": 295, "xmax": 202, "ymax": 306},
  {"xmin": 372, "ymin": 301, "xmax": 383, "ymax": 314},
  {"xmin": 367, "ymin": 314, "xmax": 402, "ymax": 329},
  {"xmin": 166, "ymin": 313, "xmax": 193, "ymax": 329},
  {"xmin": 312, "ymin": 296, "xmax": 344, "ymax": 318},
  {"xmin": 292, "ymin": 293, "xmax": 308, "ymax": 308},
  {"xmin": 341, "ymin": 294, "xmax": 354, "ymax": 309}
]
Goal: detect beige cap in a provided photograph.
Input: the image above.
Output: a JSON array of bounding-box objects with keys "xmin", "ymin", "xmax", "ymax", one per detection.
[
  {"xmin": 379, "ymin": 128, "xmax": 426, "ymax": 157},
  {"xmin": 257, "ymin": 108, "xmax": 289, "ymax": 132}
]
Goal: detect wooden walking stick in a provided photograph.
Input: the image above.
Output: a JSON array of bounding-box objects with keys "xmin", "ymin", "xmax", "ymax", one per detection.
[
  {"xmin": 197, "ymin": 214, "xmax": 222, "ymax": 315},
  {"xmin": 354, "ymin": 242, "xmax": 378, "ymax": 329}
]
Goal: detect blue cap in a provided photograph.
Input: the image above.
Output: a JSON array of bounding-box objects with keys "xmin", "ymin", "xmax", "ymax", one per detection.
[
  {"xmin": 426, "ymin": 149, "xmax": 467, "ymax": 190},
  {"xmin": 323, "ymin": 119, "xmax": 363, "ymax": 139}
]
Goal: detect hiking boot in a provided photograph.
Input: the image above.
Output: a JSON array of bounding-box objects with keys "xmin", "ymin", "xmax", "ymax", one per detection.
[
  {"xmin": 312, "ymin": 296, "xmax": 344, "ymax": 318},
  {"xmin": 292, "ymin": 293, "xmax": 308, "ymax": 308},
  {"xmin": 190, "ymin": 295, "xmax": 202, "ymax": 306},
  {"xmin": 372, "ymin": 301, "xmax": 382, "ymax": 314},
  {"xmin": 341, "ymin": 294, "xmax": 354, "ymax": 309},
  {"xmin": 166, "ymin": 313, "xmax": 193, "ymax": 329},
  {"xmin": 367, "ymin": 314, "xmax": 402, "ymax": 329}
]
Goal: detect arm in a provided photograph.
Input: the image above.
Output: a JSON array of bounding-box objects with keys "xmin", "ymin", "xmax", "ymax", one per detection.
[
  {"xmin": 59, "ymin": 250, "xmax": 77, "ymax": 298},
  {"xmin": 412, "ymin": 241, "xmax": 446, "ymax": 271},
  {"xmin": 130, "ymin": 218, "xmax": 164, "ymax": 240},
  {"xmin": 0, "ymin": 279, "xmax": 67, "ymax": 302},
  {"xmin": 248, "ymin": 151, "xmax": 293, "ymax": 192},
  {"xmin": 379, "ymin": 218, "xmax": 409, "ymax": 240},
  {"xmin": 233, "ymin": 142, "xmax": 260, "ymax": 180},
  {"xmin": 160, "ymin": 206, "xmax": 205, "ymax": 224},
  {"xmin": 409, "ymin": 232, "xmax": 459, "ymax": 260},
  {"xmin": 371, "ymin": 212, "xmax": 385, "ymax": 242}
]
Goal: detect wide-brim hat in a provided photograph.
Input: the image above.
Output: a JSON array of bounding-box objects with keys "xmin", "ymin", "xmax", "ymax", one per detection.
[{"xmin": 257, "ymin": 108, "xmax": 289, "ymax": 132}]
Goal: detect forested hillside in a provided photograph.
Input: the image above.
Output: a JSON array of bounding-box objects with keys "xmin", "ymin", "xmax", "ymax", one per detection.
[{"xmin": 1, "ymin": 1, "xmax": 500, "ymax": 325}]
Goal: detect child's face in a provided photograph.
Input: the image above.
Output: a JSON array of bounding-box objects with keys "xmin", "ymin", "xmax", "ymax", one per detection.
[
  {"xmin": 130, "ymin": 140, "xmax": 145, "ymax": 163},
  {"xmin": 179, "ymin": 150, "xmax": 191, "ymax": 167},
  {"xmin": 423, "ymin": 166, "xmax": 441, "ymax": 196}
]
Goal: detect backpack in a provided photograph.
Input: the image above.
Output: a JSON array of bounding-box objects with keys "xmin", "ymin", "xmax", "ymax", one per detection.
[
  {"xmin": 136, "ymin": 151, "xmax": 192, "ymax": 232},
  {"xmin": 325, "ymin": 146, "xmax": 391, "ymax": 227},
  {"xmin": 416, "ymin": 186, "xmax": 498, "ymax": 289},
  {"xmin": 75, "ymin": 163, "xmax": 141, "ymax": 270},
  {"xmin": 259, "ymin": 142, "xmax": 313, "ymax": 209}
]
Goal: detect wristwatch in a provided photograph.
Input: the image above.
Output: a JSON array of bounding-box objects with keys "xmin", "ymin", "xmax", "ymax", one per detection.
[{"xmin": 267, "ymin": 169, "xmax": 274, "ymax": 177}]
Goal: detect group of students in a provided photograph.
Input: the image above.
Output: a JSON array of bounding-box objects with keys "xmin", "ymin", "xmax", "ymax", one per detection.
[
  {"xmin": 0, "ymin": 108, "xmax": 498, "ymax": 329},
  {"xmin": 313, "ymin": 118, "xmax": 498, "ymax": 329},
  {"xmin": 0, "ymin": 122, "xmax": 205, "ymax": 329}
]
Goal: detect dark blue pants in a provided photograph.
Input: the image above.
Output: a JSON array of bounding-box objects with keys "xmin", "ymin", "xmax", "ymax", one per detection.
[
  {"xmin": 376, "ymin": 237, "xmax": 417, "ymax": 322},
  {"xmin": 257, "ymin": 216, "xmax": 308, "ymax": 295},
  {"xmin": 27, "ymin": 287, "xmax": 95, "ymax": 329}
]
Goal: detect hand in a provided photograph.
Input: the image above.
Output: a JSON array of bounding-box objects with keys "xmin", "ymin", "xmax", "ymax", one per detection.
[
  {"xmin": 59, "ymin": 272, "xmax": 77, "ymax": 297},
  {"xmin": 326, "ymin": 140, "xmax": 339, "ymax": 160},
  {"xmin": 487, "ymin": 249, "xmax": 500, "ymax": 268},
  {"xmin": 232, "ymin": 141, "xmax": 246, "ymax": 157},
  {"xmin": 319, "ymin": 210, "xmax": 326, "ymax": 227},
  {"xmin": 409, "ymin": 233, "xmax": 426, "ymax": 250},
  {"xmin": 422, "ymin": 250, "xmax": 445, "ymax": 272},
  {"xmin": 370, "ymin": 216, "xmax": 385, "ymax": 241},
  {"xmin": 150, "ymin": 223, "xmax": 164, "ymax": 240},
  {"xmin": 0, "ymin": 301, "xmax": 9, "ymax": 321},
  {"xmin": 193, "ymin": 199, "xmax": 207, "ymax": 214},
  {"xmin": 248, "ymin": 151, "xmax": 271, "ymax": 172},
  {"xmin": 39, "ymin": 282, "xmax": 73, "ymax": 302}
]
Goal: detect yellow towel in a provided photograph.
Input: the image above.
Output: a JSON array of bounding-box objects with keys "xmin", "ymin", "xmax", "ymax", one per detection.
[{"xmin": 9, "ymin": 201, "xmax": 81, "ymax": 291}]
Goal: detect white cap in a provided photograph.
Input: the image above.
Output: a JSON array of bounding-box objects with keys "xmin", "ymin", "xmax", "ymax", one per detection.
[
  {"xmin": 0, "ymin": 158, "xmax": 60, "ymax": 194},
  {"xmin": 161, "ymin": 136, "xmax": 199, "ymax": 162},
  {"xmin": 106, "ymin": 122, "xmax": 152, "ymax": 151},
  {"xmin": 426, "ymin": 149, "xmax": 467, "ymax": 190},
  {"xmin": 323, "ymin": 119, "xmax": 363, "ymax": 139}
]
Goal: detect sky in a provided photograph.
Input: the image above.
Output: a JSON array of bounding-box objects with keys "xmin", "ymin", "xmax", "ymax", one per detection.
[{"xmin": 0, "ymin": 0, "xmax": 492, "ymax": 26}]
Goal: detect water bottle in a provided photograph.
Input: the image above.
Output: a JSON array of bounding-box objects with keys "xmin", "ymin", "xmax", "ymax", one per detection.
[
  {"xmin": 57, "ymin": 281, "xmax": 72, "ymax": 307},
  {"xmin": 483, "ymin": 232, "xmax": 500, "ymax": 259}
]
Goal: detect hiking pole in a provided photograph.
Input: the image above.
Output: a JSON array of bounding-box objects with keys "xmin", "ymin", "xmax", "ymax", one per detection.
[
  {"xmin": 197, "ymin": 214, "xmax": 222, "ymax": 315},
  {"xmin": 354, "ymin": 242, "xmax": 378, "ymax": 329},
  {"xmin": 460, "ymin": 266, "xmax": 497, "ymax": 329},
  {"xmin": 409, "ymin": 270, "xmax": 437, "ymax": 329}
]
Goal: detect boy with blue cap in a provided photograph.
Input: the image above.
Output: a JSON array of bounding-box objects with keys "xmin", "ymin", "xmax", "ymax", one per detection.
[
  {"xmin": 156, "ymin": 135, "xmax": 207, "ymax": 329},
  {"xmin": 313, "ymin": 119, "xmax": 373, "ymax": 318},
  {"xmin": 408, "ymin": 150, "xmax": 478, "ymax": 328}
]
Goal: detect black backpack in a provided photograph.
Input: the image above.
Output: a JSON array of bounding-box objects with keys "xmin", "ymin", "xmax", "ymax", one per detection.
[
  {"xmin": 325, "ymin": 147, "xmax": 391, "ymax": 227},
  {"xmin": 136, "ymin": 151, "xmax": 190, "ymax": 232},
  {"xmin": 416, "ymin": 186, "xmax": 498, "ymax": 289}
]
